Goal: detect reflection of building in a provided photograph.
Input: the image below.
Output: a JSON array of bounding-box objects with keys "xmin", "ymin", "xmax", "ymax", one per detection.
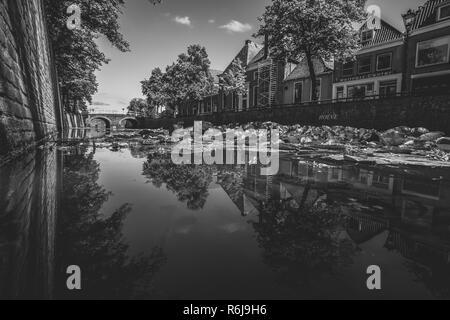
[
  {"xmin": 277, "ymin": 156, "xmax": 450, "ymax": 229},
  {"xmin": 333, "ymin": 19, "xmax": 404, "ymax": 100},
  {"xmin": 405, "ymin": 0, "xmax": 450, "ymax": 94},
  {"xmin": 211, "ymin": 155, "xmax": 450, "ymax": 297}
]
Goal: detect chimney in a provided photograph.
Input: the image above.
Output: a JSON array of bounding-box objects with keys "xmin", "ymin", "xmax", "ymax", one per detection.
[{"xmin": 264, "ymin": 33, "xmax": 269, "ymax": 59}]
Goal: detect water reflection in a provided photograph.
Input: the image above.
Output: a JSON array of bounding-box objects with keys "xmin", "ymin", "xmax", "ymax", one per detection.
[
  {"xmin": 143, "ymin": 152, "xmax": 214, "ymax": 210},
  {"xmin": 55, "ymin": 145, "xmax": 166, "ymax": 299},
  {"xmin": 1, "ymin": 131, "xmax": 450, "ymax": 299},
  {"xmin": 0, "ymin": 145, "xmax": 59, "ymax": 299},
  {"xmin": 139, "ymin": 149, "xmax": 450, "ymax": 298}
]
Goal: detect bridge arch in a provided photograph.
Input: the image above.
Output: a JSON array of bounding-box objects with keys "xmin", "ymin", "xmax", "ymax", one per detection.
[
  {"xmin": 89, "ymin": 116, "xmax": 112, "ymax": 130},
  {"xmin": 119, "ymin": 117, "xmax": 138, "ymax": 129}
]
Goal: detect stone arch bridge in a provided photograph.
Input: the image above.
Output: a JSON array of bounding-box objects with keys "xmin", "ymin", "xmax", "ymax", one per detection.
[{"xmin": 86, "ymin": 111, "xmax": 139, "ymax": 130}]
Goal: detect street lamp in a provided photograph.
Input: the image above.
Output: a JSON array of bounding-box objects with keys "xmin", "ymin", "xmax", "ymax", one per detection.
[
  {"xmin": 402, "ymin": 9, "xmax": 417, "ymax": 31},
  {"xmin": 401, "ymin": 9, "xmax": 417, "ymax": 94}
]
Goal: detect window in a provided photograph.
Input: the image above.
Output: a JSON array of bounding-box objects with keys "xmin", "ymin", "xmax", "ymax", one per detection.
[
  {"xmin": 336, "ymin": 86, "xmax": 344, "ymax": 99},
  {"xmin": 438, "ymin": 4, "xmax": 450, "ymax": 21},
  {"xmin": 200, "ymin": 101, "xmax": 205, "ymax": 114},
  {"xmin": 359, "ymin": 170, "xmax": 370, "ymax": 185},
  {"xmin": 347, "ymin": 83, "xmax": 374, "ymax": 99},
  {"xmin": 294, "ymin": 82, "xmax": 303, "ymax": 104},
  {"xmin": 254, "ymin": 71, "xmax": 258, "ymax": 81},
  {"xmin": 331, "ymin": 168, "xmax": 341, "ymax": 180},
  {"xmin": 377, "ymin": 53, "xmax": 392, "ymax": 71},
  {"xmin": 342, "ymin": 61, "xmax": 354, "ymax": 77},
  {"xmin": 358, "ymin": 57, "xmax": 372, "ymax": 74},
  {"xmin": 372, "ymin": 174, "xmax": 391, "ymax": 189},
  {"xmin": 212, "ymin": 98, "xmax": 218, "ymax": 113},
  {"xmin": 361, "ymin": 30, "xmax": 374, "ymax": 46},
  {"xmin": 403, "ymin": 179, "xmax": 440, "ymax": 200},
  {"xmin": 379, "ymin": 80, "xmax": 397, "ymax": 97},
  {"xmin": 416, "ymin": 36, "xmax": 450, "ymax": 67},
  {"xmin": 311, "ymin": 79, "xmax": 321, "ymax": 101},
  {"xmin": 253, "ymin": 86, "xmax": 259, "ymax": 107},
  {"xmin": 242, "ymin": 83, "xmax": 249, "ymax": 110}
]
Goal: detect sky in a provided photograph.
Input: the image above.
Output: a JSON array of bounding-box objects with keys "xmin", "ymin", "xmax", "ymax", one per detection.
[{"xmin": 91, "ymin": 0, "xmax": 424, "ymax": 112}]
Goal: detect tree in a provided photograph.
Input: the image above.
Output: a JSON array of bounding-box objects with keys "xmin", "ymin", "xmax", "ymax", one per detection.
[
  {"xmin": 141, "ymin": 68, "xmax": 168, "ymax": 114},
  {"xmin": 44, "ymin": 0, "xmax": 162, "ymax": 112},
  {"xmin": 128, "ymin": 98, "xmax": 150, "ymax": 116},
  {"xmin": 141, "ymin": 45, "xmax": 216, "ymax": 115},
  {"xmin": 256, "ymin": 0, "xmax": 366, "ymax": 101},
  {"xmin": 166, "ymin": 45, "xmax": 215, "ymax": 106},
  {"xmin": 220, "ymin": 58, "xmax": 247, "ymax": 96}
]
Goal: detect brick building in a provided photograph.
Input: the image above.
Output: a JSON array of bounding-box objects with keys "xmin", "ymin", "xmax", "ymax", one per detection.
[
  {"xmin": 282, "ymin": 58, "xmax": 334, "ymax": 104},
  {"xmin": 404, "ymin": 0, "xmax": 450, "ymax": 93},
  {"xmin": 246, "ymin": 45, "xmax": 285, "ymax": 109},
  {"xmin": 219, "ymin": 40, "xmax": 262, "ymax": 112},
  {"xmin": 176, "ymin": 0, "xmax": 450, "ymax": 119},
  {"xmin": 333, "ymin": 19, "xmax": 405, "ymax": 100}
]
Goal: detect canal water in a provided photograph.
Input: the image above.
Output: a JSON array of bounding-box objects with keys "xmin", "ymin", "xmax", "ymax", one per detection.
[{"xmin": 1, "ymin": 130, "xmax": 450, "ymax": 299}]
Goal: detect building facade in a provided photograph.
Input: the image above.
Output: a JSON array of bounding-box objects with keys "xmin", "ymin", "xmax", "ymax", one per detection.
[
  {"xmin": 282, "ymin": 58, "xmax": 334, "ymax": 104},
  {"xmin": 219, "ymin": 40, "xmax": 262, "ymax": 113},
  {"xmin": 175, "ymin": 0, "xmax": 450, "ymax": 119},
  {"xmin": 405, "ymin": 0, "xmax": 450, "ymax": 94},
  {"xmin": 246, "ymin": 47, "xmax": 285, "ymax": 109},
  {"xmin": 333, "ymin": 19, "xmax": 405, "ymax": 100}
]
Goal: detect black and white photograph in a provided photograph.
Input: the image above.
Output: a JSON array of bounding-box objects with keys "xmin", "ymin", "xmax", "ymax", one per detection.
[{"xmin": 1, "ymin": 0, "xmax": 450, "ymax": 305}]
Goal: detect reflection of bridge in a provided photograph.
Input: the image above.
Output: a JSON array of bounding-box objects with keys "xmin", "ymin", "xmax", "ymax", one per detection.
[{"xmin": 86, "ymin": 111, "xmax": 139, "ymax": 130}]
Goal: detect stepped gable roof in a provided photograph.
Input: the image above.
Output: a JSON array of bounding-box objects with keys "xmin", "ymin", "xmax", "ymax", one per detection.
[
  {"xmin": 410, "ymin": 0, "xmax": 450, "ymax": 31},
  {"xmin": 359, "ymin": 18, "xmax": 403, "ymax": 48}
]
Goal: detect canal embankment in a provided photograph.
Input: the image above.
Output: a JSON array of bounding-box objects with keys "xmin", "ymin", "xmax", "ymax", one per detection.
[
  {"xmin": 139, "ymin": 93, "xmax": 450, "ymax": 135},
  {"xmin": 0, "ymin": 0, "xmax": 63, "ymax": 163}
]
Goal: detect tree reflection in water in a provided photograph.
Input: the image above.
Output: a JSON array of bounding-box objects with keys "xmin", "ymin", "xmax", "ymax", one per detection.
[
  {"xmin": 142, "ymin": 150, "xmax": 356, "ymax": 290},
  {"xmin": 252, "ymin": 193, "xmax": 357, "ymax": 290},
  {"xmin": 56, "ymin": 146, "xmax": 166, "ymax": 299},
  {"xmin": 143, "ymin": 152, "xmax": 214, "ymax": 210}
]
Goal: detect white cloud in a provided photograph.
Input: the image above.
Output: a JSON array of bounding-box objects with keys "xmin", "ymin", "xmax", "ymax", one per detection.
[
  {"xmin": 219, "ymin": 20, "xmax": 252, "ymax": 33},
  {"xmin": 208, "ymin": 19, "xmax": 216, "ymax": 24},
  {"xmin": 174, "ymin": 16, "xmax": 192, "ymax": 26}
]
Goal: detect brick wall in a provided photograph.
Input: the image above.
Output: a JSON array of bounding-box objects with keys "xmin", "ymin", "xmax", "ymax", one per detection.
[
  {"xmin": 0, "ymin": 0, "xmax": 60, "ymax": 158},
  {"xmin": 142, "ymin": 93, "xmax": 450, "ymax": 134}
]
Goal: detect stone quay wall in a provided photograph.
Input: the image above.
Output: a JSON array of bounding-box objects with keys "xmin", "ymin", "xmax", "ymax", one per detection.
[
  {"xmin": 140, "ymin": 94, "xmax": 450, "ymax": 134},
  {"xmin": 0, "ymin": 0, "xmax": 61, "ymax": 159}
]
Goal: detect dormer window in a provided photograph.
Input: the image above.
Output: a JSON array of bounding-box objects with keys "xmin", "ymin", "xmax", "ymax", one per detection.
[
  {"xmin": 361, "ymin": 30, "xmax": 374, "ymax": 46},
  {"xmin": 438, "ymin": 4, "xmax": 450, "ymax": 21}
]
